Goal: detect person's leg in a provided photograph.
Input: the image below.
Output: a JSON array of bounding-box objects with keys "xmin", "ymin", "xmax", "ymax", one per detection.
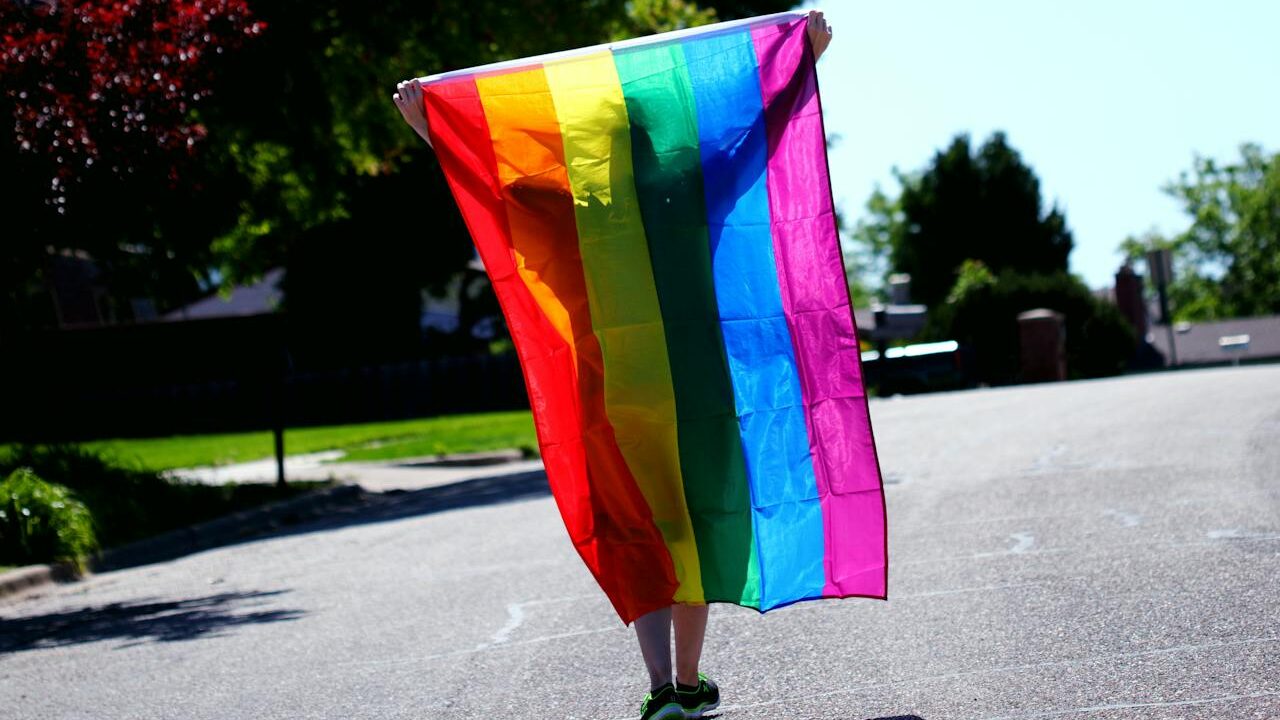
[
  {"xmin": 633, "ymin": 606, "xmax": 673, "ymax": 691},
  {"xmin": 672, "ymin": 603, "xmax": 719, "ymax": 717},
  {"xmin": 672, "ymin": 602, "xmax": 709, "ymax": 686}
]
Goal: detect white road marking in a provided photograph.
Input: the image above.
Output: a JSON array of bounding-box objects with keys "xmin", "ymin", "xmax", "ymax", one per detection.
[
  {"xmin": 897, "ymin": 528, "xmax": 1280, "ymax": 567},
  {"xmin": 896, "ymin": 546, "xmax": 1068, "ymax": 566},
  {"xmin": 484, "ymin": 602, "xmax": 525, "ymax": 648},
  {"xmin": 1102, "ymin": 509, "xmax": 1142, "ymax": 527},
  {"xmin": 474, "ymin": 593, "xmax": 600, "ymax": 650},
  {"xmin": 895, "ymin": 581, "xmax": 1050, "ymax": 599},
  {"xmin": 1009, "ymin": 531, "xmax": 1035, "ymax": 553}
]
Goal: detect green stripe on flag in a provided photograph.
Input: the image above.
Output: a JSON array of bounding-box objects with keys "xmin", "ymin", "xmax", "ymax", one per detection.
[{"xmin": 614, "ymin": 43, "xmax": 761, "ymax": 607}]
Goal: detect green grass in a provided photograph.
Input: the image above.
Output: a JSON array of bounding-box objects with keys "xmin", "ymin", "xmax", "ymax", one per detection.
[{"xmin": 37, "ymin": 410, "xmax": 539, "ymax": 472}]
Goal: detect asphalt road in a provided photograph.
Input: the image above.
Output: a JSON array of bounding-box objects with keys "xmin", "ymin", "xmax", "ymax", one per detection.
[{"xmin": 2, "ymin": 364, "xmax": 1278, "ymax": 719}]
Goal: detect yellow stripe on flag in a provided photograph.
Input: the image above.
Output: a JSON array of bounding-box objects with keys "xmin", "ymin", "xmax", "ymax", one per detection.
[{"xmin": 544, "ymin": 51, "xmax": 704, "ymax": 603}]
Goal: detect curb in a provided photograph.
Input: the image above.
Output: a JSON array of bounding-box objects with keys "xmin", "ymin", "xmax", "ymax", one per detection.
[
  {"xmin": 0, "ymin": 562, "xmax": 79, "ymax": 601},
  {"xmin": 372, "ymin": 448, "xmax": 529, "ymax": 468},
  {"xmin": 0, "ymin": 483, "xmax": 366, "ymax": 602}
]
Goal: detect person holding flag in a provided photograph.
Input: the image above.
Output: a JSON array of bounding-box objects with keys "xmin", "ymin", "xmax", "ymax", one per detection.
[{"xmin": 393, "ymin": 11, "xmax": 852, "ymax": 720}]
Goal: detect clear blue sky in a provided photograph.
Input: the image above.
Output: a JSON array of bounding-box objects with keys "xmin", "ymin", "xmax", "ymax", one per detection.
[{"xmin": 806, "ymin": 0, "xmax": 1280, "ymax": 290}]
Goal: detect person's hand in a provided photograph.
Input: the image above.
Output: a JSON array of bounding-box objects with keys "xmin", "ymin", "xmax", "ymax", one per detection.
[
  {"xmin": 393, "ymin": 78, "xmax": 433, "ymax": 149},
  {"xmin": 806, "ymin": 10, "xmax": 832, "ymax": 61}
]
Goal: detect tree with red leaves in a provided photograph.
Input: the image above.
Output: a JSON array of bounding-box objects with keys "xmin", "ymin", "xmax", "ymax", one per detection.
[{"xmin": 1, "ymin": 0, "xmax": 263, "ymax": 210}]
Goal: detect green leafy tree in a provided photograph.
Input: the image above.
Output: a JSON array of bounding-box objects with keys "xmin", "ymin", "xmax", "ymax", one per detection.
[
  {"xmin": 927, "ymin": 270, "xmax": 1133, "ymax": 384},
  {"xmin": 847, "ymin": 185, "xmax": 897, "ymax": 304},
  {"xmin": 3, "ymin": 0, "xmax": 793, "ymax": 345},
  {"xmin": 857, "ymin": 132, "xmax": 1074, "ymax": 308},
  {"xmin": 1120, "ymin": 143, "xmax": 1280, "ymax": 321},
  {"xmin": 213, "ymin": 0, "xmax": 791, "ymax": 361},
  {"xmin": 202, "ymin": 0, "xmax": 792, "ymax": 281},
  {"xmin": 945, "ymin": 258, "xmax": 997, "ymax": 305}
]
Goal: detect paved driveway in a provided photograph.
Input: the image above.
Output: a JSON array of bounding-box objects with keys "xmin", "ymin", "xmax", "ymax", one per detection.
[{"xmin": 2, "ymin": 365, "xmax": 1278, "ymax": 719}]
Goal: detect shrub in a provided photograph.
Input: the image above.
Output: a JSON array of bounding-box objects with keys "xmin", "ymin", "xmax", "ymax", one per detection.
[
  {"xmin": 0, "ymin": 467, "xmax": 98, "ymax": 569},
  {"xmin": 928, "ymin": 270, "xmax": 1135, "ymax": 385}
]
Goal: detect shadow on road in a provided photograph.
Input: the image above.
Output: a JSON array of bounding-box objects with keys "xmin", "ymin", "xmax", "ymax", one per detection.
[
  {"xmin": 317, "ymin": 468, "xmax": 552, "ymax": 530},
  {"xmin": 91, "ymin": 469, "xmax": 553, "ymax": 575},
  {"xmin": 0, "ymin": 589, "xmax": 303, "ymax": 654},
  {"xmin": 276, "ymin": 468, "xmax": 553, "ymax": 538}
]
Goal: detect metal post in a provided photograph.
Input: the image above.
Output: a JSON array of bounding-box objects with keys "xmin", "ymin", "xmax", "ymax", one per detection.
[
  {"xmin": 274, "ymin": 423, "xmax": 285, "ymax": 487},
  {"xmin": 273, "ymin": 320, "xmax": 292, "ymax": 488},
  {"xmin": 873, "ymin": 305, "xmax": 888, "ymax": 396}
]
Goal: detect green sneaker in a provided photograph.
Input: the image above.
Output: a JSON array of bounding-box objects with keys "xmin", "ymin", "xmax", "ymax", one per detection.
[
  {"xmin": 675, "ymin": 672, "xmax": 720, "ymax": 718},
  {"xmin": 639, "ymin": 683, "xmax": 684, "ymax": 720}
]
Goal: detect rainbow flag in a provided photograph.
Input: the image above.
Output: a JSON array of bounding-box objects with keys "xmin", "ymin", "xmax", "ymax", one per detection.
[{"xmin": 418, "ymin": 11, "xmax": 886, "ymax": 623}]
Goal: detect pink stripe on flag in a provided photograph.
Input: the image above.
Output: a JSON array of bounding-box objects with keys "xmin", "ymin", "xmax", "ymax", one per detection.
[{"xmin": 751, "ymin": 18, "xmax": 887, "ymax": 599}]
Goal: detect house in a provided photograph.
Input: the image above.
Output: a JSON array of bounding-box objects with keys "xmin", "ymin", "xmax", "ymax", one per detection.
[
  {"xmin": 44, "ymin": 247, "xmax": 159, "ymax": 327},
  {"xmin": 1106, "ymin": 262, "xmax": 1280, "ymax": 367},
  {"xmin": 1149, "ymin": 316, "xmax": 1280, "ymax": 367},
  {"xmin": 163, "ymin": 268, "xmax": 284, "ymax": 321}
]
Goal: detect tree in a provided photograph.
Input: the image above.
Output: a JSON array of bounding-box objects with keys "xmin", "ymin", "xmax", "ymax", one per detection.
[
  {"xmin": 846, "ymin": 184, "xmax": 895, "ymax": 305},
  {"xmin": 0, "ymin": 0, "xmax": 263, "ymax": 207},
  {"xmin": 926, "ymin": 266, "xmax": 1134, "ymax": 384},
  {"xmin": 3, "ymin": 1, "xmax": 792, "ymax": 333},
  {"xmin": 197, "ymin": 0, "xmax": 793, "ymax": 285},
  {"xmin": 1, "ymin": 0, "xmax": 264, "ymax": 332},
  {"xmin": 1120, "ymin": 143, "xmax": 1280, "ymax": 321},
  {"xmin": 856, "ymin": 132, "xmax": 1074, "ymax": 308},
  {"xmin": 200, "ymin": 0, "xmax": 793, "ymax": 363}
]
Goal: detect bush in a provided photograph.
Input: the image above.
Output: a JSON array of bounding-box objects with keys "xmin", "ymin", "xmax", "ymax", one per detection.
[
  {"xmin": 0, "ymin": 467, "xmax": 98, "ymax": 569},
  {"xmin": 928, "ymin": 269, "xmax": 1135, "ymax": 385}
]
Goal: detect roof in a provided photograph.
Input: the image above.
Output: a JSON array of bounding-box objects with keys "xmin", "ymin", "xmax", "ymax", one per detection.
[
  {"xmin": 163, "ymin": 268, "xmax": 284, "ymax": 321},
  {"xmin": 1149, "ymin": 315, "xmax": 1280, "ymax": 366}
]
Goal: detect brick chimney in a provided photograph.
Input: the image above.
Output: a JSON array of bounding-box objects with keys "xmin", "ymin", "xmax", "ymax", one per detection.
[
  {"xmin": 1017, "ymin": 309, "xmax": 1067, "ymax": 382},
  {"xmin": 1114, "ymin": 263, "xmax": 1148, "ymax": 342}
]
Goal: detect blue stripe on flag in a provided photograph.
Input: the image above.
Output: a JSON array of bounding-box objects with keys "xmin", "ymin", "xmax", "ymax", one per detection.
[{"xmin": 683, "ymin": 29, "xmax": 827, "ymax": 610}]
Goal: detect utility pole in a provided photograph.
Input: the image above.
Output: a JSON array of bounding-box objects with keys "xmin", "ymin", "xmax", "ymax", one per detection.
[{"xmin": 1146, "ymin": 249, "xmax": 1178, "ymax": 367}]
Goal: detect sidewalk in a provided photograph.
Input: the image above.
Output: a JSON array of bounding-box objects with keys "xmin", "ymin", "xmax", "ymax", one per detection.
[
  {"xmin": 163, "ymin": 448, "xmax": 543, "ymax": 492},
  {"xmin": 1, "ymin": 449, "xmax": 546, "ymax": 601}
]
